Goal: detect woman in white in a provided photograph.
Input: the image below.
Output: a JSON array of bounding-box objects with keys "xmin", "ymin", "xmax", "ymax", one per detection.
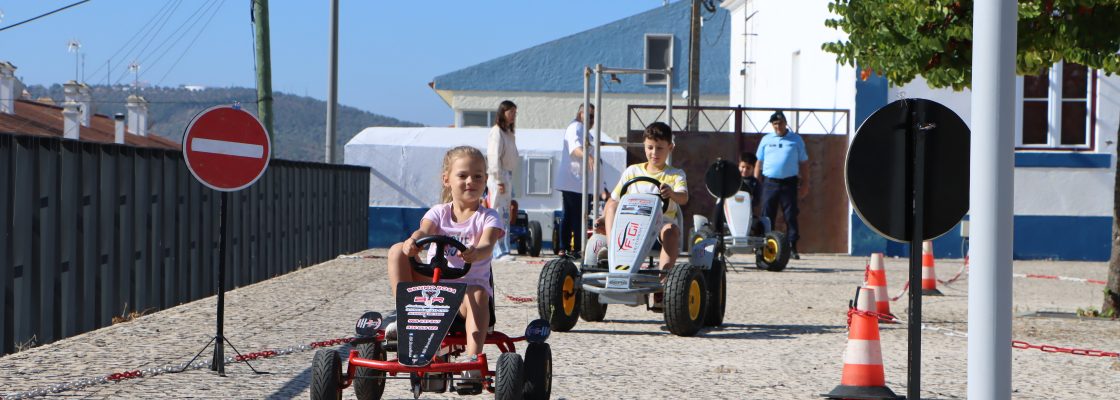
[{"xmin": 487, "ymin": 100, "xmax": 518, "ymax": 260}]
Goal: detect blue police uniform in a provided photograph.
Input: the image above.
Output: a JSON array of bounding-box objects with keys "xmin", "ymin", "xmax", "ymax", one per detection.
[{"xmin": 755, "ymin": 124, "xmax": 808, "ymax": 253}]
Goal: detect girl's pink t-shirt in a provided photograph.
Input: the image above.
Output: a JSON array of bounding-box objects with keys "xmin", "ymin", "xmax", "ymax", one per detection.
[{"xmin": 421, "ymin": 203, "xmax": 503, "ymax": 296}]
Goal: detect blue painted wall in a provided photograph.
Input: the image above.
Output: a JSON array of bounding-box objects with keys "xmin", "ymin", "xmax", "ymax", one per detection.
[{"xmin": 431, "ymin": 1, "xmax": 730, "ymax": 95}]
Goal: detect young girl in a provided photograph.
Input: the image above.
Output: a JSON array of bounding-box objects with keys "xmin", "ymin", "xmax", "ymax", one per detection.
[{"xmin": 386, "ymin": 146, "xmax": 502, "ymax": 379}]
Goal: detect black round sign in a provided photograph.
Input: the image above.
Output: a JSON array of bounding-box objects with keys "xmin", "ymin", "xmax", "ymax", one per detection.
[
  {"xmin": 704, "ymin": 159, "xmax": 741, "ymax": 199},
  {"xmin": 845, "ymin": 98, "xmax": 970, "ymax": 242}
]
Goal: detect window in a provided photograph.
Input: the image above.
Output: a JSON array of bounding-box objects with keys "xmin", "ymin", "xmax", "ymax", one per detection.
[
  {"xmin": 524, "ymin": 157, "xmax": 552, "ymax": 196},
  {"xmin": 461, "ymin": 110, "xmax": 497, "ymax": 127},
  {"xmin": 1017, "ymin": 61, "xmax": 1094, "ymax": 149},
  {"xmin": 644, "ymin": 34, "xmax": 673, "ymax": 85}
]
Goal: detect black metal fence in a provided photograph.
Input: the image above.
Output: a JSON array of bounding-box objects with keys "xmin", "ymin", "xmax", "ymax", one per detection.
[{"xmin": 0, "ymin": 132, "xmax": 369, "ymax": 355}]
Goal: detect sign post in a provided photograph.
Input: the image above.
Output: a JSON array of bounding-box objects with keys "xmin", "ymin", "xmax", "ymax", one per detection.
[
  {"xmin": 844, "ymin": 98, "xmax": 970, "ymax": 399},
  {"xmin": 179, "ymin": 105, "xmax": 271, "ymax": 376}
]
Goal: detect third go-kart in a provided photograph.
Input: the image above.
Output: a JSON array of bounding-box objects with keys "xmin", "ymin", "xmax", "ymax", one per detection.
[
  {"xmin": 311, "ymin": 235, "xmax": 553, "ymax": 400},
  {"xmin": 691, "ymin": 160, "xmax": 791, "ymax": 272},
  {"xmin": 536, "ymin": 176, "xmax": 726, "ymax": 337},
  {"xmin": 509, "ymin": 200, "xmax": 543, "ymax": 257}
]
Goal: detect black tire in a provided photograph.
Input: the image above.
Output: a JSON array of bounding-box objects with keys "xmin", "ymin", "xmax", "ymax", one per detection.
[
  {"xmin": 353, "ymin": 342, "xmax": 386, "ymax": 400},
  {"xmin": 522, "ymin": 343, "xmax": 552, "ymax": 400},
  {"xmin": 517, "ymin": 238, "xmax": 529, "ymax": 255},
  {"xmin": 551, "ymin": 224, "xmax": 561, "ymax": 255},
  {"xmin": 311, "ymin": 349, "xmax": 342, "ymax": 400},
  {"xmin": 703, "ymin": 260, "xmax": 727, "ymax": 327},
  {"xmin": 756, "ymin": 231, "xmax": 791, "ymax": 271},
  {"xmin": 663, "ymin": 264, "xmax": 708, "ymax": 337},
  {"xmin": 528, "ymin": 221, "xmax": 543, "ymax": 257},
  {"xmin": 579, "ymin": 289, "xmax": 608, "ymax": 322},
  {"xmin": 537, "ymin": 258, "xmax": 581, "ymax": 331},
  {"xmin": 494, "ymin": 352, "xmax": 525, "ymax": 400}
]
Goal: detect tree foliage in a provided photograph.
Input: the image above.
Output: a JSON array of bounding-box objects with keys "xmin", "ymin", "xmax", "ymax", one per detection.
[{"xmin": 823, "ymin": 0, "xmax": 1120, "ymax": 90}]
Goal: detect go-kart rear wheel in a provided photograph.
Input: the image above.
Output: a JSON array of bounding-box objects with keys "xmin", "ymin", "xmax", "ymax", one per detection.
[
  {"xmin": 579, "ymin": 289, "xmax": 608, "ymax": 322},
  {"xmin": 756, "ymin": 231, "xmax": 791, "ymax": 272},
  {"xmin": 537, "ymin": 258, "xmax": 581, "ymax": 331},
  {"xmin": 522, "ymin": 343, "xmax": 552, "ymax": 400},
  {"xmin": 551, "ymin": 224, "xmax": 561, "ymax": 255},
  {"xmin": 528, "ymin": 221, "xmax": 543, "ymax": 257},
  {"xmin": 311, "ymin": 349, "xmax": 342, "ymax": 400},
  {"xmin": 517, "ymin": 238, "xmax": 529, "ymax": 255},
  {"xmin": 353, "ymin": 342, "xmax": 386, "ymax": 400},
  {"xmin": 664, "ymin": 264, "xmax": 708, "ymax": 337},
  {"xmin": 495, "ymin": 352, "xmax": 525, "ymax": 400},
  {"xmin": 703, "ymin": 260, "xmax": 727, "ymax": 327}
]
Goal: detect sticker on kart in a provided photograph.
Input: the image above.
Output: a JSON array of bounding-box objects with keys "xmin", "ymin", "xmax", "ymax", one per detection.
[{"xmin": 395, "ymin": 282, "xmax": 468, "ymax": 367}]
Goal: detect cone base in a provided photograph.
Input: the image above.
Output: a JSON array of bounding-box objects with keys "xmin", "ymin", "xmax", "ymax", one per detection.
[
  {"xmin": 921, "ymin": 288, "xmax": 943, "ymax": 296},
  {"xmin": 822, "ymin": 384, "xmax": 904, "ymax": 399}
]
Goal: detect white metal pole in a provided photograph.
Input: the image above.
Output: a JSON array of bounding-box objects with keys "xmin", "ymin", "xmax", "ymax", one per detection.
[
  {"xmin": 580, "ymin": 67, "xmax": 591, "ymax": 266},
  {"xmin": 968, "ymin": 0, "xmax": 1016, "ymax": 398},
  {"xmin": 665, "ymin": 67, "xmax": 673, "ymax": 126},
  {"xmin": 325, "ymin": 0, "xmax": 339, "ymax": 164},
  {"xmin": 593, "ymin": 64, "xmax": 604, "ymax": 223}
]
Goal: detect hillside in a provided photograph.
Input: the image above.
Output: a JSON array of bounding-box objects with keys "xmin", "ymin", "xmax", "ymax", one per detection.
[{"xmin": 25, "ymin": 84, "xmax": 423, "ymax": 161}]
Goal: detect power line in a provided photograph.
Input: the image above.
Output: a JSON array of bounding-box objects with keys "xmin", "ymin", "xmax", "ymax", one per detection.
[
  {"xmin": 0, "ymin": 0, "xmax": 90, "ymax": 32},
  {"xmin": 86, "ymin": 0, "xmax": 179, "ymax": 81},
  {"xmin": 144, "ymin": 0, "xmax": 221, "ymax": 81},
  {"xmin": 156, "ymin": 1, "xmax": 225, "ymax": 86},
  {"xmin": 114, "ymin": 0, "xmax": 185, "ymax": 85}
]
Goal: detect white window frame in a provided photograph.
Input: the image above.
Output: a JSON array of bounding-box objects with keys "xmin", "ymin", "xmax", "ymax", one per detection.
[
  {"xmin": 1015, "ymin": 61, "xmax": 1093, "ymax": 150},
  {"xmin": 644, "ymin": 33, "xmax": 674, "ymax": 85},
  {"xmin": 524, "ymin": 156, "xmax": 552, "ymax": 196},
  {"xmin": 459, "ymin": 110, "xmax": 497, "ymax": 127}
]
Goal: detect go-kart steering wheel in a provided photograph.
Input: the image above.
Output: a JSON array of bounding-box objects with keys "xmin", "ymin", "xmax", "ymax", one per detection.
[
  {"xmin": 409, "ymin": 235, "xmax": 473, "ymax": 280},
  {"xmin": 619, "ymin": 176, "xmax": 671, "ymax": 213}
]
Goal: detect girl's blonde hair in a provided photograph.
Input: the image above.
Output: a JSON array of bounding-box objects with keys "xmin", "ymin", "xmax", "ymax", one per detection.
[{"xmin": 440, "ymin": 146, "xmax": 487, "ymax": 204}]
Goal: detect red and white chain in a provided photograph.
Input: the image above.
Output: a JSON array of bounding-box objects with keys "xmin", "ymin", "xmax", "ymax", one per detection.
[{"xmin": 0, "ymin": 337, "xmax": 355, "ymax": 400}]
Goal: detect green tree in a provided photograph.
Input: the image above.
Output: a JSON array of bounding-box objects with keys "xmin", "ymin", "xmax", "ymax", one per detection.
[{"xmin": 823, "ymin": 0, "xmax": 1120, "ymax": 316}]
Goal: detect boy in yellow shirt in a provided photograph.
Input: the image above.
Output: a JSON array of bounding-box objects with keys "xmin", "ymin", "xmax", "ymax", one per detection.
[{"xmin": 602, "ymin": 121, "xmax": 689, "ymax": 275}]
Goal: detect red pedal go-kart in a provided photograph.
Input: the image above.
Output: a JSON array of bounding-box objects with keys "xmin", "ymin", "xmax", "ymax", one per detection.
[{"xmin": 310, "ymin": 235, "xmax": 553, "ymax": 400}]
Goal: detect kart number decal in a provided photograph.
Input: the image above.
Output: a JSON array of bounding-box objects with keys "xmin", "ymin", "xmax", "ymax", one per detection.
[{"xmin": 619, "ymin": 204, "xmax": 653, "ymax": 216}]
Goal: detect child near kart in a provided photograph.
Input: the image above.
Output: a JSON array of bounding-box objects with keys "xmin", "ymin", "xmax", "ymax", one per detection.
[
  {"xmin": 385, "ymin": 145, "xmax": 503, "ymax": 386},
  {"xmin": 601, "ymin": 122, "xmax": 689, "ymax": 305}
]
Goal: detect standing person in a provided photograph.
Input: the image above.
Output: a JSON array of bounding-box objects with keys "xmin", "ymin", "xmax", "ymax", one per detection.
[
  {"xmin": 556, "ymin": 104, "xmax": 596, "ymax": 257},
  {"xmin": 754, "ymin": 111, "xmax": 809, "ymax": 260},
  {"xmin": 487, "ymin": 100, "xmax": 519, "ymax": 261}
]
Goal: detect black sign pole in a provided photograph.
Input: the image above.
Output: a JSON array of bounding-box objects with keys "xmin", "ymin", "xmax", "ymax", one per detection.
[
  {"xmin": 212, "ymin": 191, "xmax": 228, "ymax": 375},
  {"xmin": 907, "ymin": 101, "xmax": 927, "ymax": 400}
]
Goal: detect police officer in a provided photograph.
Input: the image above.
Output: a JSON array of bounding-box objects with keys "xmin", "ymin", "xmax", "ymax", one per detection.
[{"xmin": 753, "ymin": 111, "xmax": 809, "ymax": 259}]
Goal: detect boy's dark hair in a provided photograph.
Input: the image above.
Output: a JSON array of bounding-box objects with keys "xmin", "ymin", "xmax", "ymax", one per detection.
[
  {"xmin": 643, "ymin": 121, "xmax": 672, "ymax": 143},
  {"xmin": 740, "ymin": 152, "xmax": 757, "ymax": 166}
]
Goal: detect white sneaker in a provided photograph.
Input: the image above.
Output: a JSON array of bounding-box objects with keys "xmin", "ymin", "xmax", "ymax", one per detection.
[{"xmin": 495, "ymin": 254, "xmax": 517, "ymax": 262}]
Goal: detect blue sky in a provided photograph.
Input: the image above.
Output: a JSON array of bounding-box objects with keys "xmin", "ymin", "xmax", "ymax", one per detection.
[{"xmin": 0, "ymin": 0, "xmax": 676, "ymax": 126}]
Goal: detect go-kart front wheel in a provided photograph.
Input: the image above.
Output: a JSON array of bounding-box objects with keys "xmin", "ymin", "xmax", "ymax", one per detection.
[
  {"xmin": 353, "ymin": 342, "xmax": 386, "ymax": 400},
  {"xmin": 663, "ymin": 264, "xmax": 709, "ymax": 337},
  {"xmin": 579, "ymin": 290, "xmax": 608, "ymax": 322},
  {"xmin": 311, "ymin": 349, "xmax": 342, "ymax": 400},
  {"xmin": 495, "ymin": 352, "xmax": 525, "ymax": 400},
  {"xmin": 537, "ymin": 258, "xmax": 581, "ymax": 331},
  {"xmin": 528, "ymin": 221, "xmax": 543, "ymax": 257},
  {"xmin": 756, "ymin": 231, "xmax": 791, "ymax": 272},
  {"xmin": 523, "ymin": 343, "xmax": 552, "ymax": 400}
]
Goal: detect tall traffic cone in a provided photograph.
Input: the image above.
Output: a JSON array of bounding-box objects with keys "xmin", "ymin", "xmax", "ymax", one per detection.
[
  {"xmin": 921, "ymin": 241, "xmax": 943, "ymax": 296},
  {"xmin": 822, "ymin": 287, "xmax": 902, "ymax": 399},
  {"xmin": 863, "ymin": 253, "xmax": 895, "ymax": 322}
]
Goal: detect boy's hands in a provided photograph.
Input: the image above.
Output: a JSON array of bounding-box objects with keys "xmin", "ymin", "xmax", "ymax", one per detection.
[
  {"xmin": 659, "ymin": 183, "xmax": 673, "ymax": 199},
  {"xmin": 402, "ymin": 237, "xmax": 421, "ymax": 257}
]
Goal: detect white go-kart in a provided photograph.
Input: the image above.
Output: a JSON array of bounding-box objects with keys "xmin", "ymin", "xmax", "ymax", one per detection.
[
  {"xmin": 691, "ymin": 160, "xmax": 791, "ymax": 272},
  {"xmin": 536, "ymin": 176, "xmax": 726, "ymax": 337}
]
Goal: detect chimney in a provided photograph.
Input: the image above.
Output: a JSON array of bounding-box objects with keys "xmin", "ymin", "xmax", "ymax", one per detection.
[
  {"xmin": 62, "ymin": 100, "xmax": 81, "ymax": 139},
  {"xmin": 125, "ymin": 94, "xmax": 148, "ymax": 136},
  {"xmin": 114, "ymin": 113, "xmax": 126, "ymax": 144},
  {"xmin": 0, "ymin": 61, "xmax": 16, "ymax": 115},
  {"xmin": 63, "ymin": 80, "xmax": 93, "ymax": 126}
]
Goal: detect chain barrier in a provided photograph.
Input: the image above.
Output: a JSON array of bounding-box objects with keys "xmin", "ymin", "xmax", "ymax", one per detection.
[
  {"xmin": 0, "ymin": 336, "xmax": 356, "ymax": 400},
  {"xmin": 1011, "ymin": 340, "xmax": 1119, "ymax": 358},
  {"xmin": 1013, "ymin": 273, "xmax": 1107, "ymax": 286},
  {"xmin": 937, "ymin": 261, "xmax": 969, "ymax": 285},
  {"xmin": 890, "ymin": 281, "xmax": 910, "ymax": 302},
  {"xmin": 336, "ymin": 254, "xmax": 384, "ymax": 260},
  {"xmin": 847, "ymin": 306, "xmax": 899, "ymax": 327}
]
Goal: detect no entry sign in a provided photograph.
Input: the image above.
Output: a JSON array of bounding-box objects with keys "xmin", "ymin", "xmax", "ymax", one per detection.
[{"xmin": 182, "ymin": 106, "xmax": 271, "ymax": 192}]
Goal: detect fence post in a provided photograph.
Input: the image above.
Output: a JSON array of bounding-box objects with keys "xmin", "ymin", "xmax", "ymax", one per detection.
[
  {"xmin": 59, "ymin": 140, "xmax": 80, "ymax": 338},
  {"xmin": 1, "ymin": 135, "xmax": 12, "ymax": 354},
  {"xmin": 36, "ymin": 138, "xmax": 60, "ymax": 344}
]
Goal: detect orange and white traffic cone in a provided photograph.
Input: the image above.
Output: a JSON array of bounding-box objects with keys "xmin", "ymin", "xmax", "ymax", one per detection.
[
  {"xmin": 822, "ymin": 287, "xmax": 902, "ymax": 399},
  {"xmin": 921, "ymin": 241, "xmax": 943, "ymax": 296},
  {"xmin": 863, "ymin": 253, "xmax": 896, "ymax": 322}
]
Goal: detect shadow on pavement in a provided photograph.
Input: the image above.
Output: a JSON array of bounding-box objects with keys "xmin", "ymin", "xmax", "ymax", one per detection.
[
  {"xmin": 700, "ymin": 323, "xmax": 841, "ymax": 340},
  {"xmin": 268, "ymin": 345, "xmax": 352, "ymax": 399}
]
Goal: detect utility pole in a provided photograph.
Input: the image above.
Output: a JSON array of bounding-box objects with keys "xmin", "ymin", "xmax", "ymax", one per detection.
[
  {"xmin": 686, "ymin": 0, "xmax": 701, "ymax": 132},
  {"xmin": 253, "ymin": 0, "xmax": 275, "ymax": 141},
  {"xmin": 326, "ymin": 0, "xmax": 339, "ymax": 164}
]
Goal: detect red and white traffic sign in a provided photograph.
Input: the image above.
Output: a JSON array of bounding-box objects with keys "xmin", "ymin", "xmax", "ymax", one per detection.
[{"xmin": 182, "ymin": 106, "xmax": 271, "ymax": 192}]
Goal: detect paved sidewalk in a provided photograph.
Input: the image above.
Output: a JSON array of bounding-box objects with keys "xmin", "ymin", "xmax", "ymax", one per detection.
[{"xmin": 1, "ymin": 249, "xmax": 1117, "ymax": 399}]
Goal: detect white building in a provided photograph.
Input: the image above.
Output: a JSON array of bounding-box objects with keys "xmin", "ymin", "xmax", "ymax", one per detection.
[{"xmin": 721, "ymin": 0, "xmax": 1119, "ymax": 260}]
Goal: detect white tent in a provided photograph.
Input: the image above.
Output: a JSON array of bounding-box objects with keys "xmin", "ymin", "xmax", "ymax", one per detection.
[{"xmin": 345, "ymin": 127, "xmax": 626, "ymax": 236}]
